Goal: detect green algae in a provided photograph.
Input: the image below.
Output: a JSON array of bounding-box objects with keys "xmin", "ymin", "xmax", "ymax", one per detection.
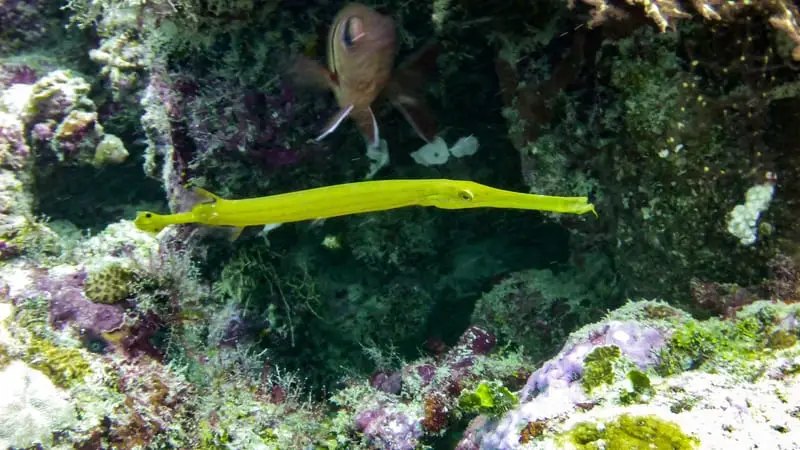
[
  {"xmin": 0, "ymin": 343, "xmax": 8, "ymax": 370},
  {"xmin": 458, "ymin": 381, "xmax": 519, "ymax": 417},
  {"xmin": 26, "ymin": 337, "xmax": 91, "ymax": 388},
  {"xmin": 581, "ymin": 345, "xmax": 621, "ymax": 393},
  {"xmin": 566, "ymin": 414, "xmax": 698, "ymax": 450},
  {"xmin": 656, "ymin": 301, "xmax": 800, "ymax": 378},
  {"xmin": 767, "ymin": 330, "xmax": 798, "ymax": 350},
  {"xmin": 620, "ymin": 369, "xmax": 655, "ymax": 405}
]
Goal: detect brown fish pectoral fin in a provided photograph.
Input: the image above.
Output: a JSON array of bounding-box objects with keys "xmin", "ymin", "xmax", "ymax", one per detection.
[
  {"xmin": 351, "ymin": 106, "xmax": 380, "ymax": 147},
  {"xmin": 387, "ymin": 86, "xmax": 437, "ymax": 143},
  {"xmin": 394, "ymin": 39, "xmax": 442, "ymax": 86},
  {"xmin": 287, "ymin": 55, "xmax": 337, "ymax": 91},
  {"xmin": 315, "ymin": 104, "xmax": 355, "ymax": 142}
]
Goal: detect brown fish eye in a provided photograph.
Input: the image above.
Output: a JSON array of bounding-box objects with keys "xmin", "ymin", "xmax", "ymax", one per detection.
[{"xmin": 458, "ymin": 190, "xmax": 474, "ymax": 201}]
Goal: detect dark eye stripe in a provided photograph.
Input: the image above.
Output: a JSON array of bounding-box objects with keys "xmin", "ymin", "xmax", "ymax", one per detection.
[{"xmin": 342, "ymin": 17, "xmax": 355, "ymax": 47}]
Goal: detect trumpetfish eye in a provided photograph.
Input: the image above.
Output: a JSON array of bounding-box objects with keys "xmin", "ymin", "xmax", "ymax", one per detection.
[
  {"xmin": 342, "ymin": 16, "xmax": 365, "ymax": 47},
  {"xmin": 458, "ymin": 189, "xmax": 474, "ymax": 201}
]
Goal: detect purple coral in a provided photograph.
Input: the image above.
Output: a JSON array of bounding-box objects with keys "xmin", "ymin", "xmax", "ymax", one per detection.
[
  {"xmin": 521, "ymin": 320, "xmax": 668, "ymax": 399},
  {"xmin": 370, "ymin": 370, "xmax": 403, "ymax": 395},
  {"xmin": 30, "ymin": 121, "xmax": 54, "ymax": 143},
  {"xmin": 452, "ymin": 320, "xmax": 672, "ymax": 450},
  {"xmin": 456, "ymin": 326, "xmax": 497, "ymax": 355},
  {"xmin": 52, "ymin": 110, "xmax": 101, "ymax": 160},
  {"xmin": 355, "ymin": 409, "xmax": 423, "ymax": 450},
  {"xmin": 28, "ymin": 268, "xmax": 126, "ymax": 334},
  {"xmin": 0, "ymin": 63, "xmax": 37, "ymax": 88}
]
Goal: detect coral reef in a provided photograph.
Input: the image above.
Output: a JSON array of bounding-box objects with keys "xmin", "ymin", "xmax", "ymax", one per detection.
[
  {"xmin": 22, "ymin": 70, "xmax": 130, "ymax": 169},
  {"xmin": 492, "ymin": 1, "xmax": 800, "ymax": 304},
  {"xmin": 471, "ymin": 256, "xmax": 619, "ymax": 365},
  {"xmin": 456, "ymin": 299, "xmax": 800, "ymax": 449},
  {"xmin": 83, "ymin": 263, "xmax": 138, "ymax": 304},
  {"xmin": 0, "ymin": 0, "xmax": 798, "ymax": 448}
]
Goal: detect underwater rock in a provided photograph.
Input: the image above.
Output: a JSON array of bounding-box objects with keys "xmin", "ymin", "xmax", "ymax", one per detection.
[
  {"xmin": 92, "ymin": 133, "xmax": 129, "ymax": 167},
  {"xmin": 354, "ymin": 409, "xmax": 422, "ymax": 450},
  {"xmin": 72, "ymin": 219, "xmax": 159, "ymax": 264},
  {"xmin": 89, "ymin": 32, "xmax": 149, "ymax": 100},
  {"xmin": 17, "ymin": 69, "xmax": 130, "ymax": 169},
  {"xmin": 497, "ymin": 14, "xmax": 798, "ymax": 304},
  {"xmin": 0, "ymin": 221, "xmax": 158, "ymax": 335},
  {"xmin": 0, "ymin": 360, "xmax": 78, "ymax": 449},
  {"xmin": 0, "ymin": 110, "xmax": 30, "ymax": 170},
  {"xmin": 51, "ymin": 108, "xmax": 103, "ymax": 161},
  {"xmin": 38, "ymin": 267, "xmax": 126, "ymax": 334},
  {"xmin": 472, "ymin": 265, "xmax": 613, "ymax": 364},
  {"xmin": 0, "ymin": 82, "xmax": 46, "ymax": 260},
  {"xmin": 568, "ymin": 0, "xmax": 800, "ymax": 61},
  {"xmin": 457, "ymin": 299, "xmax": 800, "ymax": 449},
  {"xmin": 139, "ymin": 68, "xmax": 196, "ymax": 213},
  {"xmin": 520, "ymin": 318, "xmax": 670, "ymax": 400},
  {"xmin": 332, "ymin": 326, "xmax": 527, "ymax": 449},
  {"xmin": 21, "ymin": 70, "xmax": 91, "ymax": 125}
]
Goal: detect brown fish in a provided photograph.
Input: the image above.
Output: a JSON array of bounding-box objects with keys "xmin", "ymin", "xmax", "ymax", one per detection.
[{"xmin": 291, "ymin": 2, "xmax": 439, "ymax": 147}]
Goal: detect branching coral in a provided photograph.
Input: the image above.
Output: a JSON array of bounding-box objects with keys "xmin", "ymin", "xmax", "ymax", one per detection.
[{"xmin": 569, "ymin": 0, "xmax": 800, "ymax": 60}]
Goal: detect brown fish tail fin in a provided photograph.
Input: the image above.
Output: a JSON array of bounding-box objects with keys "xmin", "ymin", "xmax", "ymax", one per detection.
[{"xmin": 315, "ymin": 104, "xmax": 355, "ymax": 142}]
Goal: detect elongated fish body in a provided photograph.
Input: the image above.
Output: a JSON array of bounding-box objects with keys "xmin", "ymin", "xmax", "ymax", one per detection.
[
  {"xmin": 134, "ymin": 179, "xmax": 597, "ymax": 234},
  {"xmin": 199, "ymin": 180, "xmax": 435, "ymax": 227}
]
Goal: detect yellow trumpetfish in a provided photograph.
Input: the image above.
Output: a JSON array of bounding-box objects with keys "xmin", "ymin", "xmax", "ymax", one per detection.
[{"xmin": 133, "ymin": 179, "xmax": 597, "ymax": 235}]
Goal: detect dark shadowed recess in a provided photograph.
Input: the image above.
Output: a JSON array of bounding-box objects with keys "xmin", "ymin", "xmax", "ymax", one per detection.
[
  {"xmin": 425, "ymin": 218, "xmax": 571, "ymax": 347},
  {"xmin": 33, "ymin": 143, "xmax": 165, "ymax": 232}
]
